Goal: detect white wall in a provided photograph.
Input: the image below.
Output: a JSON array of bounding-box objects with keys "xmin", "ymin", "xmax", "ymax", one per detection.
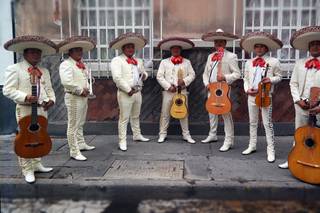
[{"xmin": 0, "ymin": 0, "xmax": 14, "ymax": 85}]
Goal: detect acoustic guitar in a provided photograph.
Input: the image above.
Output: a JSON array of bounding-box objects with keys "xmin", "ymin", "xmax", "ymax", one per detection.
[
  {"xmin": 205, "ymin": 48, "xmax": 231, "ymax": 115},
  {"xmin": 14, "ymin": 68, "xmax": 52, "ymax": 158},
  {"xmin": 288, "ymin": 87, "xmax": 320, "ymax": 184},
  {"xmin": 170, "ymin": 68, "xmax": 188, "ymax": 119},
  {"xmin": 255, "ymin": 63, "xmax": 271, "ymax": 107}
]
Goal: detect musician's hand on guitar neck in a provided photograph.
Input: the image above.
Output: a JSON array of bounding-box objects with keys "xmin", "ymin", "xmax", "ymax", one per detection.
[
  {"xmin": 168, "ymin": 85, "xmax": 177, "ymax": 93},
  {"xmin": 247, "ymin": 89, "xmax": 258, "ymax": 96},
  {"xmin": 43, "ymin": 100, "xmax": 54, "ymax": 111},
  {"xmin": 177, "ymin": 79, "xmax": 186, "ymax": 89},
  {"xmin": 25, "ymin": 95, "xmax": 38, "ymax": 103},
  {"xmin": 217, "ymin": 73, "xmax": 226, "ymax": 82},
  {"xmin": 81, "ymin": 88, "xmax": 90, "ymax": 97},
  {"xmin": 261, "ymin": 77, "xmax": 271, "ymax": 84},
  {"xmin": 296, "ymin": 100, "xmax": 310, "ymax": 110}
]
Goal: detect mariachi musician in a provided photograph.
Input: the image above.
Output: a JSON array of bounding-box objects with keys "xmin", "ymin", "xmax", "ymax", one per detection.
[{"xmin": 201, "ymin": 29, "xmax": 241, "ymax": 151}]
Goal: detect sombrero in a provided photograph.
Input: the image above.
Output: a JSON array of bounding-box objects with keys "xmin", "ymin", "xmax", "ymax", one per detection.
[
  {"xmin": 290, "ymin": 26, "xmax": 320, "ymax": 50},
  {"xmin": 158, "ymin": 37, "xmax": 194, "ymax": 50},
  {"xmin": 240, "ymin": 31, "xmax": 283, "ymax": 52},
  {"xmin": 109, "ymin": 32, "xmax": 147, "ymax": 50},
  {"xmin": 4, "ymin": 35, "xmax": 57, "ymax": 55},
  {"xmin": 201, "ymin": 29, "xmax": 239, "ymax": 42},
  {"xmin": 58, "ymin": 36, "xmax": 96, "ymax": 53}
]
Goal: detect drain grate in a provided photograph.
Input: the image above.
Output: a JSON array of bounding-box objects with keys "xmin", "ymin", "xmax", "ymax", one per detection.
[{"xmin": 104, "ymin": 160, "xmax": 184, "ymax": 180}]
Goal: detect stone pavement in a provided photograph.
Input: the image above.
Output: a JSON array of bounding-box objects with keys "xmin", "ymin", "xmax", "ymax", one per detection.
[{"xmin": 0, "ymin": 134, "xmax": 319, "ymax": 203}]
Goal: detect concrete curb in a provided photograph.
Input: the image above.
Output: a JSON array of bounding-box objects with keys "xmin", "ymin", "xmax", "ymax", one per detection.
[{"xmin": 1, "ymin": 178, "xmax": 318, "ymax": 201}]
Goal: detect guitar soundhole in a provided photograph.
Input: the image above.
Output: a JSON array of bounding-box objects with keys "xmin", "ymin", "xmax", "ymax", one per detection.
[
  {"xmin": 305, "ymin": 138, "xmax": 315, "ymax": 148},
  {"xmin": 175, "ymin": 98, "xmax": 183, "ymax": 106},
  {"xmin": 215, "ymin": 89, "xmax": 222, "ymax": 96},
  {"xmin": 29, "ymin": 124, "xmax": 40, "ymax": 132}
]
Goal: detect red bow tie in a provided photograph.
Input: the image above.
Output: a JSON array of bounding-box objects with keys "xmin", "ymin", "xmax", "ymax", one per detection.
[
  {"xmin": 126, "ymin": 57, "xmax": 138, "ymax": 65},
  {"xmin": 211, "ymin": 48, "xmax": 224, "ymax": 61},
  {"xmin": 27, "ymin": 66, "xmax": 42, "ymax": 78},
  {"xmin": 305, "ymin": 58, "xmax": 320, "ymax": 70},
  {"xmin": 252, "ymin": 57, "xmax": 266, "ymax": 67},
  {"xmin": 171, "ymin": 56, "xmax": 183, "ymax": 65},
  {"xmin": 76, "ymin": 61, "xmax": 86, "ymax": 70}
]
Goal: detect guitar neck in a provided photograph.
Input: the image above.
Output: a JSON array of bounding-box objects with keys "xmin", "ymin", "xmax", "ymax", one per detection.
[{"xmin": 31, "ymin": 85, "xmax": 38, "ymax": 125}]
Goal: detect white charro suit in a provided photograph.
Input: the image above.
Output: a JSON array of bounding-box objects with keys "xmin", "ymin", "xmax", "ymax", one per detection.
[
  {"xmin": 111, "ymin": 54, "xmax": 148, "ymax": 146},
  {"xmin": 59, "ymin": 57, "xmax": 90, "ymax": 157},
  {"xmin": 290, "ymin": 56, "xmax": 320, "ymax": 130},
  {"xmin": 3, "ymin": 59, "xmax": 55, "ymax": 176},
  {"xmin": 243, "ymin": 56, "xmax": 282, "ymax": 154},
  {"xmin": 202, "ymin": 50, "xmax": 241, "ymax": 145},
  {"xmin": 157, "ymin": 57, "xmax": 195, "ymax": 138}
]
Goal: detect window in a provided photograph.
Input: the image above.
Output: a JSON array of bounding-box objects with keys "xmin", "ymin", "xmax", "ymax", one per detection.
[
  {"xmin": 78, "ymin": 0, "xmax": 153, "ymax": 77},
  {"xmin": 243, "ymin": 0, "xmax": 320, "ymax": 78}
]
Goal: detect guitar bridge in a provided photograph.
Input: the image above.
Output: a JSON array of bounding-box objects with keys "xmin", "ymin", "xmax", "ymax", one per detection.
[
  {"xmin": 297, "ymin": 160, "xmax": 320, "ymax": 168},
  {"xmin": 211, "ymin": 103, "xmax": 226, "ymax": 107},
  {"xmin": 25, "ymin": 142, "xmax": 44, "ymax": 148}
]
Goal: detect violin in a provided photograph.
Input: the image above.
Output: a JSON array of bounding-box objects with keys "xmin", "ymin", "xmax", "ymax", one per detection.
[{"xmin": 255, "ymin": 64, "xmax": 271, "ymax": 107}]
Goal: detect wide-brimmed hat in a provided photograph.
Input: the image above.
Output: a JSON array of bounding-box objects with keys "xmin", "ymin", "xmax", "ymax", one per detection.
[
  {"xmin": 240, "ymin": 31, "xmax": 283, "ymax": 52},
  {"xmin": 290, "ymin": 26, "xmax": 320, "ymax": 50},
  {"xmin": 109, "ymin": 32, "xmax": 147, "ymax": 50},
  {"xmin": 58, "ymin": 36, "xmax": 96, "ymax": 53},
  {"xmin": 201, "ymin": 29, "xmax": 239, "ymax": 42},
  {"xmin": 158, "ymin": 37, "xmax": 194, "ymax": 50},
  {"xmin": 3, "ymin": 35, "xmax": 57, "ymax": 55}
]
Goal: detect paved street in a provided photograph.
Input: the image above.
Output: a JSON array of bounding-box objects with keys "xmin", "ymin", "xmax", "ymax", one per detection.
[{"xmin": 1, "ymin": 134, "xmax": 319, "ymax": 212}]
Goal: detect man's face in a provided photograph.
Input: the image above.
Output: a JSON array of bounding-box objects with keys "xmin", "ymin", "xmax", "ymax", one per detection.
[
  {"xmin": 254, "ymin": 44, "xmax": 268, "ymax": 57},
  {"xmin": 23, "ymin": 48, "xmax": 42, "ymax": 65},
  {"xmin": 122, "ymin": 43, "xmax": 135, "ymax": 57},
  {"xmin": 214, "ymin": 40, "xmax": 227, "ymax": 49},
  {"xmin": 170, "ymin": 46, "xmax": 182, "ymax": 57},
  {"xmin": 309, "ymin": 41, "xmax": 320, "ymax": 57},
  {"xmin": 69, "ymin": 47, "xmax": 83, "ymax": 61}
]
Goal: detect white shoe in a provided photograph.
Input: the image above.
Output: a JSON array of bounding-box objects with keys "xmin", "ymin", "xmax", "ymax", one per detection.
[
  {"xmin": 278, "ymin": 161, "xmax": 288, "ymax": 169},
  {"xmin": 71, "ymin": 153, "xmax": 87, "ymax": 161},
  {"xmin": 34, "ymin": 163, "xmax": 53, "ymax": 173},
  {"xmin": 219, "ymin": 142, "xmax": 233, "ymax": 152},
  {"xmin": 267, "ymin": 146, "xmax": 275, "ymax": 163},
  {"xmin": 79, "ymin": 144, "xmax": 95, "ymax": 151},
  {"xmin": 24, "ymin": 172, "xmax": 35, "ymax": 184},
  {"xmin": 242, "ymin": 147, "xmax": 256, "ymax": 155},
  {"xmin": 133, "ymin": 135, "xmax": 150, "ymax": 142},
  {"xmin": 119, "ymin": 142, "xmax": 127, "ymax": 151},
  {"xmin": 158, "ymin": 136, "xmax": 166, "ymax": 143},
  {"xmin": 183, "ymin": 135, "xmax": 196, "ymax": 144},
  {"xmin": 201, "ymin": 135, "xmax": 218, "ymax": 143}
]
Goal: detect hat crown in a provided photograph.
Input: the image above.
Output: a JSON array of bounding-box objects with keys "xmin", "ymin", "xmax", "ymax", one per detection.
[{"xmin": 216, "ymin": 29, "xmax": 224, "ymax": 33}]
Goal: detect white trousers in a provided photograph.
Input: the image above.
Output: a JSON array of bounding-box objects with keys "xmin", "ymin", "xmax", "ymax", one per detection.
[
  {"xmin": 207, "ymin": 92, "xmax": 234, "ymax": 144},
  {"xmin": 65, "ymin": 93, "xmax": 88, "ymax": 156},
  {"xmin": 159, "ymin": 90, "xmax": 190, "ymax": 137},
  {"xmin": 247, "ymin": 96, "xmax": 274, "ymax": 150},
  {"xmin": 117, "ymin": 90, "xmax": 142, "ymax": 144},
  {"xmin": 15, "ymin": 104, "xmax": 47, "ymax": 176}
]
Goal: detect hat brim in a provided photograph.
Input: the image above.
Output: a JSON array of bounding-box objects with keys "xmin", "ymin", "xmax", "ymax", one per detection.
[
  {"xmin": 201, "ymin": 32, "xmax": 239, "ymax": 42},
  {"xmin": 158, "ymin": 38, "xmax": 194, "ymax": 50},
  {"xmin": 58, "ymin": 41, "xmax": 95, "ymax": 53},
  {"xmin": 291, "ymin": 32, "xmax": 320, "ymax": 50},
  {"xmin": 4, "ymin": 36, "xmax": 57, "ymax": 55},
  {"xmin": 109, "ymin": 37, "xmax": 146, "ymax": 50},
  {"xmin": 240, "ymin": 36, "xmax": 282, "ymax": 52}
]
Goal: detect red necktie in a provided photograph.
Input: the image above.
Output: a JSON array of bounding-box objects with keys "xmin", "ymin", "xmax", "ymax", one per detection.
[
  {"xmin": 211, "ymin": 47, "xmax": 224, "ymax": 61},
  {"xmin": 252, "ymin": 57, "xmax": 266, "ymax": 67},
  {"xmin": 126, "ymin": 57, "xmax": 138, "ymax": 65},
  {"xmin": 76, "ymin": 61, "xmax": 86, "ymax": 70},
  {"xmin": 171, "ymin": 56, "xmax": 183, "ymax": 65},
  {"xmin": 27, "ymin": 66, "xmax": 42, "ymax": 78},
  {"xmin": 305, "ymin": 58, "xmax": 320, "ymax": 70}
]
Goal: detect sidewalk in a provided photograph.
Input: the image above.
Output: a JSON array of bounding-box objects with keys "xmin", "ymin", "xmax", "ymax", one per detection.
[{"xmin": 0, "ymin": 134, "xmax": 319, "ymax": 202}]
